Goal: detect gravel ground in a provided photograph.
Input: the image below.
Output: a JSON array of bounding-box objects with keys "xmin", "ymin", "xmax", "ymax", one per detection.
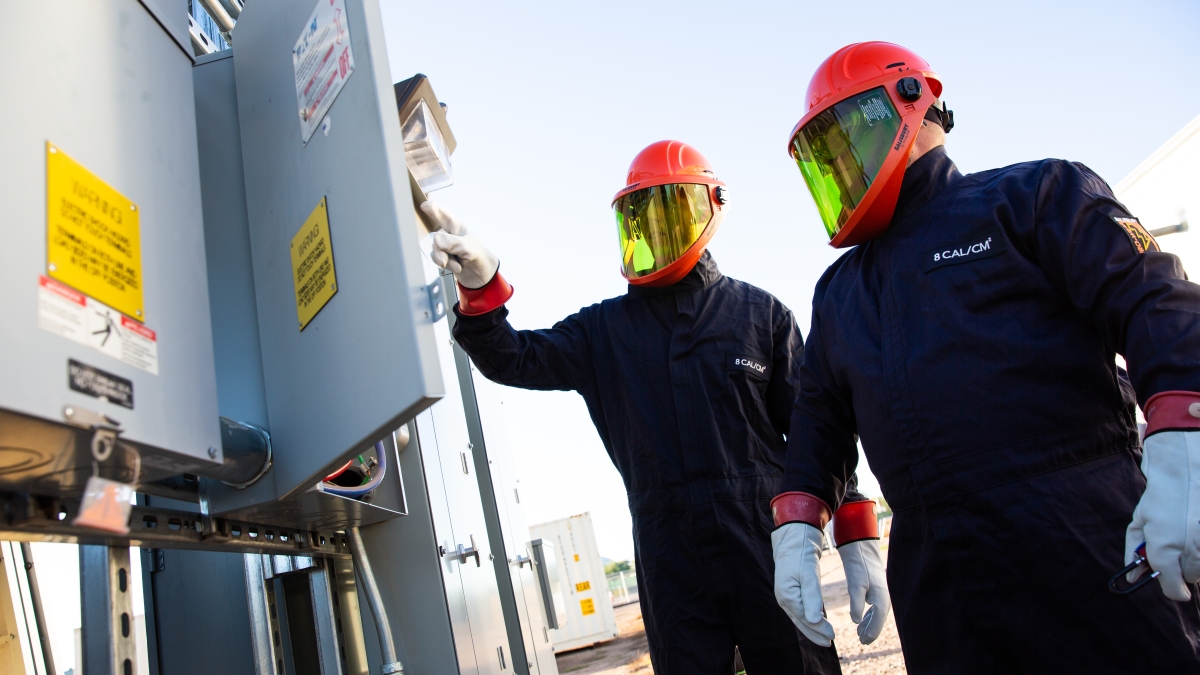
[
  {"xmin": 554, "ymin": 538, "xmax": 906, "ymax": 674},
  {"xmin": 554, "ymin": 602, "xmax": 651, "ymax": 674}
]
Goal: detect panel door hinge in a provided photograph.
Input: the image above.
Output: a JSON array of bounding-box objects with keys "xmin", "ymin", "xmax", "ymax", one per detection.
[{"xmin": 427, "ymin": 282, "xmax": 447, "ymax": 322}]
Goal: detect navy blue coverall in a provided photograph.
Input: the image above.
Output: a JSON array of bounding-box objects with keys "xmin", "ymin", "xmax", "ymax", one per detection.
[
  {"xmin": 453, "ymin": 252, "xmax": 843, "ymax": 674},
  {"xmin": 785, "ymin": 146, "xmax": 1200, "ymax": 672}
]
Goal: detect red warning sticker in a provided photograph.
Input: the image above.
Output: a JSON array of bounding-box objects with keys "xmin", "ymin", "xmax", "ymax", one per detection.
[{"xmin": 37, "ymin": 276, "xmax": 159, "ymax": 374}]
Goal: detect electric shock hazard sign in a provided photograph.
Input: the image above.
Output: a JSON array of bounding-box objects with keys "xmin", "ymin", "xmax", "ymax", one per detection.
[
  {"xmin": 291, "ymin": 197, "xmax": 338, "ymax": 330},
  {"xmin": 38, "ymin": 276, "xmax": 160, "ymax": 374},
  {"xmin": 45, "ymin": 142, "xmax": 145, "ymax": 321}
]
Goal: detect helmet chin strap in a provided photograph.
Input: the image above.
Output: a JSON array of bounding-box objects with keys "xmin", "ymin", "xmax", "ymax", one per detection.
[{"xmin": 923, "ymin": 101, "xmax": 955, "ymax": 133}]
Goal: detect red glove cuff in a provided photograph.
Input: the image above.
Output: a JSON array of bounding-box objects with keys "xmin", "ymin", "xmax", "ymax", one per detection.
[
  {"xmin": 1144, "ymin": 390, "xmax": 1200, "ymax": 437},
  {"xmin": 771, "ymin": 492, "xmax": 832, "ymax": 529},
  {"xmin": 457, "ymin": 270, "xmax": 514, "ymax": 316},
  {"xmin": 832, "ymin": 500, "xmax": 879, "ymax": 548}
]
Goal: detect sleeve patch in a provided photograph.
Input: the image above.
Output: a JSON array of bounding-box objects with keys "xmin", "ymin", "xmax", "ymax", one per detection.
[{"xmin": 1112, "ymin": 216, "xmax": 1160, "ymax": 254}]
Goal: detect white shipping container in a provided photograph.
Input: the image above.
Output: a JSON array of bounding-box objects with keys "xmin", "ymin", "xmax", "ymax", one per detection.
[{"xmin": 529, "ymin": 513, "xmax": 619, "ymax": 652}]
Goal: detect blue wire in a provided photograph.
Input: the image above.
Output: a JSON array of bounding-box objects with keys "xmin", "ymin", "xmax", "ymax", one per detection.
[{"xmin": 320, "ymin": 441, "xmax": 387, "ymax": 497}]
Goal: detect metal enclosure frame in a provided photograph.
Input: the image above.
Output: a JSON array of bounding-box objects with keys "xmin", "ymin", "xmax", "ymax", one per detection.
[
  {"xmin": 1, "ymin": 2, "xmax": 564, "ymax": 675},
  {"xmin": 0, "ymin": 0, "xmax": 224, "ymax": 495},
  {"xmin": 231, "ymin": 0, "xmax": 444, "ymax": 499}
]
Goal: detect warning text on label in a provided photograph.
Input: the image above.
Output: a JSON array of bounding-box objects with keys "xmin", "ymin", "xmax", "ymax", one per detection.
[
  {"xmin": 293, "ymin": 0, "xmax": 355, "ymax": 143},
  {"xmin": 38, "ymin": 276, "xmax": 159, "ymax": 374},
  {"xmin": 291, "ymin": 197, "xmax": 338, "ymax": 330},
  {"xmin": 46, "ymin": 142, "xmax": 144, "ymax": 321}
]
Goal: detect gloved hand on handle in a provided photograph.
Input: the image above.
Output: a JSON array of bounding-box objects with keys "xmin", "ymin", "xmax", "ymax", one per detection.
[
  {"xmin": 771, "ymin": 493, "xmax": 891, "ymax": 646},
  {"xmin": 420, "ymin": 201, "xmax": 513, "ymax": 316},
  {"xmin": 1125, "ymin": 391, "xmax": 1200, "ymax": 601},
  {"xmin": 422, "ymin": 201, "xmax": 499, "ymax": 290}
]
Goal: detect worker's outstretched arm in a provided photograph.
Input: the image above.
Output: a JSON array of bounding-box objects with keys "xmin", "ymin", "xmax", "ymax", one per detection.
[{"xmin": 424, "ymin": 201, "xmax": 592, "ymax": 392}]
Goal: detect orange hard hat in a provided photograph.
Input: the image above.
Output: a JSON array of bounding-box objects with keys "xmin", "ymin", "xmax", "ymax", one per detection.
[
  {"xmin": 787, "ymin": 42, "xmax": 952, "ymax": 248},
  {"xmin": 611, "ymin": 141, "xmax": 729, "ymax": 286}
]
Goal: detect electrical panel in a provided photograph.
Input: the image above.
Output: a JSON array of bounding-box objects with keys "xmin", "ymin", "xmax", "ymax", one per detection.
[
  {"xmin": 0, "ymin": 2, "xmax": 560, "ymax": 674},
  {"xmin": 0, "ymin": 0, "xmax": 224, "ymax": 497},
  {"xmin": 227, "ymin": 0, "xmax": 444, "ymax": 501}
]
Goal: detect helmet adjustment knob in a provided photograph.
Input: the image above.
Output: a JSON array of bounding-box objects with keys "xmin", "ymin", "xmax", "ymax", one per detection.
[
  {"xmin": 896, "ymin": 77, "xmax": 922, "ymax": 102},
  {"xmin": 714, "ymin": 186, "xmax": 729, "ymax": 205}
]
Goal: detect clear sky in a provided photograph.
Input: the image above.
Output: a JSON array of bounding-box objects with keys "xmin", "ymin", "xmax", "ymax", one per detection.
[{"xmin": 381, "ymin": 0, "xmax": 1200, "ymax": 561}]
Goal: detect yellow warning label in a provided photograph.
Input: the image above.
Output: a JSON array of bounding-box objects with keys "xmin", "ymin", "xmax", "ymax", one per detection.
[
  {"xmin": 574, "ymin": 554, "xmax": 580, "ymax": 562},
  {"xmin": 46, "ymin": 143, "xmax": 144, "ymax": 320},
  {"xmin": 580, "ymin": 598, "xmax": 595, "ymax": 616},
  {"xmin": 291, "ymin": 197, "xmax": 338, "ymax": 330},
  {"xmin": 576, "ymin": 581, "xmax": 591, "ymax": 592}
]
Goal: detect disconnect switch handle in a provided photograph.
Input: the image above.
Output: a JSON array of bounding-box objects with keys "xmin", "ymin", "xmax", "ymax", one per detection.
[{"xmin": 443, "ymin": 535, "xmax": 482, "ymax": 567}]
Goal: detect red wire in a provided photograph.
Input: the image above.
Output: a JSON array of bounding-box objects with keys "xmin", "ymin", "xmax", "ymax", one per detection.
[{"xmin": 323, "ymin": 459, "xmax": 354, "ymax": 483}]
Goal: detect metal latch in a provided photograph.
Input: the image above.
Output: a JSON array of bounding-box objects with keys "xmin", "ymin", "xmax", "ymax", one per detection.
[
  {"xmin": 427, "ymin": 282, "xmax": 447, "ymax": 322},
  {"xmin": 63, "ymin": 405, "xmax": 123, "ymax": 461},
  {"xmin": 442, "ymin": 535, "xmax": 481, "ymax": 567},
  {"xmin": 513, "ymin": 554, "xmax": 532, "ymax": 569},
  {"xmin": 63, "ymin": 405, "xmax": 120, "ymax": 430}
]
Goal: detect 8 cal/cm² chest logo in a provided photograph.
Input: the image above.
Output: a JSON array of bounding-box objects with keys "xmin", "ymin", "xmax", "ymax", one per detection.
[
  {"xmin": 934, "ymin": 236, "xmax": 991, "ymax": 262},
  {"xmin": 727, "ymin": 354, "xmax": 772, "ymax": 381},
  {"xmin": 925, "ymin": 227, "xmax": 1007, "ymax": 272}
]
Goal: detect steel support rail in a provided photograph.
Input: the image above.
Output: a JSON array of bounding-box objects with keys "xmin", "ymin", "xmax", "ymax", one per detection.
[{"xmin": 1, "ymin": 490, "xmax": 353, "ymax": 557}]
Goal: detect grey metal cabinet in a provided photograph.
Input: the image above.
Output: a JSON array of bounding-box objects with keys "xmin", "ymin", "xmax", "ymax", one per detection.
[
  {"xmin": 460, "ymin": 366, "xmax": 560, "ymax": 675},
  {"xmin": 419, "ymin": 267, "xmax": 512, "ymax": 675}
]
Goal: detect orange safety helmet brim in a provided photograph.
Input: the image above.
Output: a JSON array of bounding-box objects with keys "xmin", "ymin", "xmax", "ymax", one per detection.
[
  {"xmin": 787, "ymin": 42, "xmax": 943, "ymax": 248},
  {"xmin": 612, "ymin": 141, "xmax": 728, "ymax": 287}
]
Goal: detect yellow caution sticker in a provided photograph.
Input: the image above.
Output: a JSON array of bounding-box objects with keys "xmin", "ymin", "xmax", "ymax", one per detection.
[
  {"xmin": 576, "ymin": 581, "xmax": 591, "ymax": 592},
  {"xmin": 291, "ymin": 197, "xmax": 339, "ymax": 330},
  {"xmin": 46, "ymin": 143, "xmax": 144, "ymax": 320},
  {"xmin": 574, "ymin": 554, "xmax": 580, "ymax": 562},
  {"xmin": 580, "ymin": 598, "xmax": 595, "ymax": 616}
]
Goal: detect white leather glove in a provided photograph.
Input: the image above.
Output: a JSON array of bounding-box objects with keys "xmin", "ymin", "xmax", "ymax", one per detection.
[
  {"xmin": 839, "ymin": 538, "xmax": 890, "ymax": 644},
  {"xmin": 421, "ymin": 201, "xmax": 499, "ymax": 289},
  {"xmin": 1126, "ymin": 429, "xmax": 1200, "ymax": 601},
  {"xmin": 772, "ymin": 523, "xmax": 835, "ymax": 647}
]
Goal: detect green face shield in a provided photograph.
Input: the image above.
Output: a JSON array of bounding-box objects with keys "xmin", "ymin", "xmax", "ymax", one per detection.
[
  {"xmin": 791, "ymin": 86, "xmax": 902, "ymax": 240},
  {"xmin": 613, "ymin": 183, "xmax": 713, "ymax": 279}
]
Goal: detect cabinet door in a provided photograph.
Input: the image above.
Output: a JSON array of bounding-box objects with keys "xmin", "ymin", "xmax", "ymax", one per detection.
[
  {"xmin": 413, "ymin": 409, "xmax": 478, "ymax": 674},
  {"xmin": 421, "ymin": 275, "xmax": 510, "ymax": 675},
  {"xmin": 470, "ymin": 376, "xmax": 559, "ymax": 675}
]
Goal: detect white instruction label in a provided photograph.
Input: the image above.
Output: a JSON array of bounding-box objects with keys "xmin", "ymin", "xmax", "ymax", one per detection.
[
  {"xmin": 38, "ymin": 276, "xmax": 159, "ymax": 375},
  {"xmin": 294, "ymin": 0, "xmax": 355, "ymax": 144}
]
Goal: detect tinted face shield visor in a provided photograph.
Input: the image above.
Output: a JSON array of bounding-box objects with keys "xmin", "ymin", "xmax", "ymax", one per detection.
[
  {"xmin": 613, "ymin": 183, "xmax": 715, "ymax": 280},
  {"xmin": 790, "ymin": 86, "xmax": 902, "ymax": 241}
]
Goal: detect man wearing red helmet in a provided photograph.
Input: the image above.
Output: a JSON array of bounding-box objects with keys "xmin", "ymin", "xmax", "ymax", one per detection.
[
  {"xmin": 422, "ymin": 140, "xmax": 861, "ymax": 673},
  {"xmin": 772, "ymin": 41, "xmax": 1200, "ymax": 671}
]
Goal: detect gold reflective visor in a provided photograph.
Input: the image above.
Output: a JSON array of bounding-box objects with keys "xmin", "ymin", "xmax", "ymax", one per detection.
[{"xmin": 613, "ymin": 183, "xmax": 713, "ymax": 279}]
